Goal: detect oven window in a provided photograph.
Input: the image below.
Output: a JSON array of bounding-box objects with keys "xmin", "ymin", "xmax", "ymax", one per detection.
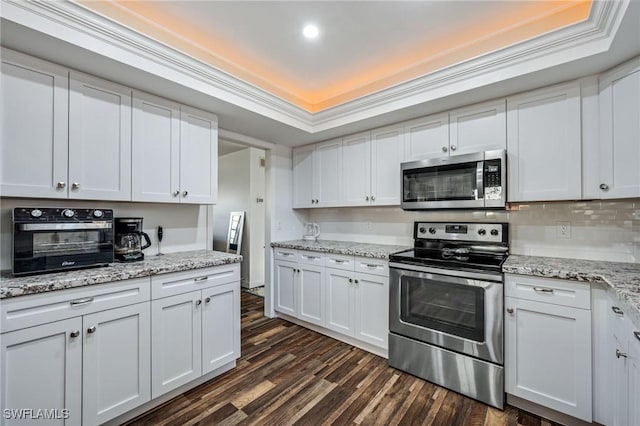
[
  {"xmin": 403, "ymin": 162, "xmax": 479, "ymax": 202},
  {"xmin": 400, "ymin": 275, "xmax": 485, "ymax": 342},
  {"xmin": 32, "ymin": 231, "xmax": 101, "ymax": 257}
]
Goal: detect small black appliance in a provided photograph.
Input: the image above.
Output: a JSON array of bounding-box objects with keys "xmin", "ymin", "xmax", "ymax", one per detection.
[{"xmin": 114, "ymin": 218, "xmax": 151, "ymax": 262}]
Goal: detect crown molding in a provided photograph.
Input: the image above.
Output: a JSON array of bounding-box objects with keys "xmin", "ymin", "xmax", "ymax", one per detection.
[{"xmin": 0, "ymin": 0, "xmax": 631, "ymax": 134}]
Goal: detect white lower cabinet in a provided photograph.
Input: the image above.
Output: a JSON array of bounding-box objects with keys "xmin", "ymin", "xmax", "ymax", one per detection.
[
  {"xmin": 628, "ymin": 329, "xmax": 640, "ymax": 425},
  {"xmin": 504, "ymin": 274, "xmax": 592, "ymax": 422},
  {"xmin": 325, "ymin": 268, "xmax": 354, "ymax": 336},
  {"xmin": 201, "ymin": 283, "xmax": 240, "ymax": 375},
  {"xmin": 353, "ymin": 272, "xmax": 388, "ymax": 348},
  {"xmin": 274, "ymin": 260, "xmax": 297, "ymax": 316},
  {"xmin": 298, "ymin": 265, "xmax": 324, "ymax": 326}
]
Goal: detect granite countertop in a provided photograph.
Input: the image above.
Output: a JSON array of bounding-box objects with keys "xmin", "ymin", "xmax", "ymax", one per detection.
[
  {"xmin": 0, "ymin": 250, "xmax": 242, "ymax": 299},
  {"xmin": 270, "ymin": 239, "xmax": 411, "ymax": 260},
  {"xmin": 504, "ymin": 255, "xmax": 640, "ymax": 328}
]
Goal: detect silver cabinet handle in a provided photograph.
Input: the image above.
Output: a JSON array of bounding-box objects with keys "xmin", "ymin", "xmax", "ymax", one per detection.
[
  {"xmin": 302, "ymin": 255, "xmax": 319, "ymax": 260},
  {"xmin": 365, "ymin": 263, "xmax": 381, "ymax": 268},
  {"xmin": 279, "ymin": 252, "xmax": 294, "ymax": 257},
  {"xmin": 635, "ymin": 331, "xmax": 640, "ymax": 342},
  {"xmin": 70, "ymin": 330, "xmax": 80, "ymax": 338},
  {"xmin": 195, "ymin": 299, "xmax": 202, "ymax": 306},
  {"xmin": 533, "ymin": 287, "xmax": 554, "ymax": 293},
  {"xmin": 371, "ymin": 195, "xmax": 375, "ymax": 201},
  {"xmin": 182, "ymin": 191, "xmax": 188, "ymax": 197},
  {"xmin": 173, "ymin": 190, "xmax": 180, "ymax": 197},
  {"xmin": 506, "ymin": 307, "xmax": 514, "ymax": 314},
  {"xmin": 194, "ymin": 276, "xmax": 208, "ymax": 282},
  {"xmin": 87, "ymin": 326, "xmax": 96, "ymax": 334},
  {"xmin": 71, "ymin": 182, "xmax": 80, "ymax": 190},
  {"xmin": 354, "ymin": 279, "xmax": 359, "ymax": 284},
  {"xmin": 612, "ymin": 306, "xmax": 624, "ymax": 316},
  {"xmin": 442, "ymin": 146, "xmax": 448, "ymax": 153},
  {"xmin": 333, "ymin": 259, "xmax": 346, "ymax": 264},
  {"xmin": 57, "ymin": 181, "xmax": 66, "ymax": 189},
  {"xmin": 600, "ymin": 183, "xmax": 609, "ymax": 191},
  {"xmin": 205, "ymin": 297, "xmax": 211, "ymax": 303},
  {"xmin": 366, "ymin": 196, "xmax": 370, "ymax": 201},
  {"xmin": 348, "ymin": 278, "xmax": 353, "ymax": 283},
  {"xmin": 450, "ymin": 145, "xmax": 457, "ymax": 151},
  {"xmin": 616, "ymin": 349, "xmax": 628, "ymax": 359},
  {"xmin": 70, "ymin": 297, "xmax": 94, "ymax": 306},
  {"xmin": 316, "ymin": 199, "xmax": 319, "ymax": 204}
]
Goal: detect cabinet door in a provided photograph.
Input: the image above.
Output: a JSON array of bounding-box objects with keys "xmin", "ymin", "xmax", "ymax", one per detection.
[
  {"xmin": 274, "ymin": 261, "xmax": 297, "ymax": 316},
  {"xmin": 151, "ymin": 291, "xmax": 202, "ymax": 398},
  {"xmin": 506, "ymin": 82, "xmax": 582, "ymax": 202},
  {"xmin": 82, "ymin": 303, "xmax": 151, "ymax": 425},
  {"xmin": 599, "ymin": 59, "xmax": 640, "ymax": 199},
  {"xmin": 611, "ymin": 332, "xmax": 629, "ymax": 426},
  {"xmin": 68, "ymin": 72, "xmax": 132, "ymax": 201},
  {"xmin": 1, "ymin": 318, "xmax": 82, "ymax": 426},
  {"xmin": 449, "ymin": 99, "xmax": 506, "ymax": 155},
  {"xmin": 505, "ymin": 296, "xmax": 592, "ymax": 421},
  {"xmin": 298, "ymin": 264, "xmax": 325, "ymax": 326},
  {"xmin": 132, "ymin": 91, "xmax": 181, "ymax": 203},
  {"xmin": 179, "ymin": 106, "xmax": 218, "ymax": 204},
  {"xmin": 202, "ymin": 282, "xmax": 240, "ymax": 375},
  {"xmin": 341, "ymin": 132, "xmax": 371, "ymax": 206},
  {"xmin": 628, "ymin": 329, "xmax": 640, "ymax": 426},
  {"xmin": 292, "ymin": 145, "xmax": 315, "ymax": 208},
  {"xmin": 354, "ymin": 273, "xmax": 388, "ymax": 349},
  {"xmin": 403, "ymin": 112, "xmax": 449, "ymax": 160},
  {"xmin": 371, "ymin": 124, "xmax": 403, "ymax": 206},
  {"xmin": 325, "ymin": 269, "xmax": 354, "ymax": 336},
  {"xmin": 314, "ymin": 139, "xmax": 342, "ymax": 206},
  {"xmin": 1, "ymin": 49, "xmax": 69, "ymax": 198}
]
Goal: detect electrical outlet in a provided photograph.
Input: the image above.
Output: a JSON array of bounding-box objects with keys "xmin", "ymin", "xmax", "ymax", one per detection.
[
  {"xmin": 367, "ymin": 221, "xmax": 373, "ymax": 231},
  {"xmin": 556, "ymin": 221, "xmax": 571, "ymax": 239}
]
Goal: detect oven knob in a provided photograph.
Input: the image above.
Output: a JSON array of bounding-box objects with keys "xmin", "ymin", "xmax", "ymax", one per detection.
[
  {"xmin": 30, "ymin": 209, "xmax": 43, "ymax": 218},
  {"xmin": 490, "ymin": 229, "xmax": 499, "ymax": 236},
  {"xmin": 419, "ymin": 227, "xmax": 426, "ymax": 234},
  {"xmin": 428, "ymin": 227, "xmax": 436, "ymax": 235},
  {"xmin": 478, "ymin": 229, "xmax": 486, "ymax": 236},
  {"xmin": 62, "ymin": 209, "xmax": 75, "ymax": 218},
  {"xmin": 93, "ymin": 210, "xmax": 104, "ymax": 218}
]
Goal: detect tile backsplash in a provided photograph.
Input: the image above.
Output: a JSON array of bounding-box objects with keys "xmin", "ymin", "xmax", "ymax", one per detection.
[{"xmin": 306, "ymin": 200, "xmax": 640, "ymax": 263}]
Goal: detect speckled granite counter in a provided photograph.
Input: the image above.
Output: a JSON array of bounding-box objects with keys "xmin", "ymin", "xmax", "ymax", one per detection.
[
  {"xmin": 504, "ymin": 255, "xmax": 640, "ymax": 328},
  {"xmin": 270, "ymin": 240, "xmax": 411, "ymax": 260},
  {"xmin": 0, "ymin": 250, "xmax": 242, "ymax": 299}
]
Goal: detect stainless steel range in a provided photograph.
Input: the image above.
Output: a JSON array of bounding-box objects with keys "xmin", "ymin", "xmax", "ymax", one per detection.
[{"xmin": 388, "ymin": 221, "xmax": 509, "ymax": 409}]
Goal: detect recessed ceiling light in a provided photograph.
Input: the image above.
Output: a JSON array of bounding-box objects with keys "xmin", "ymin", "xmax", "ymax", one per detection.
[{"xmin": 303, "ymin": 24, "xmax": 319, "ymax": 39}]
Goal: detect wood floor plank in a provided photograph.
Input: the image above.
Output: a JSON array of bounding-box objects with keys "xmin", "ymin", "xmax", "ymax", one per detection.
[{"xmin": 127, "ymin": 292, "xmax": 563, "ymax": 426}]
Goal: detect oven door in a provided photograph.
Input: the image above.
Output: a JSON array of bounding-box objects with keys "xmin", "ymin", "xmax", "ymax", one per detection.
[{"xmin": 389, "ymin": 262, "xmax": 503, "ymax": 364}]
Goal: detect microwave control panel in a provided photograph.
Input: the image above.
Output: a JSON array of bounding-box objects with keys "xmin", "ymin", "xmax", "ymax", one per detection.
[{"xmin": 483, "ymin": 159, "xmax": 503, "ymax": 200}]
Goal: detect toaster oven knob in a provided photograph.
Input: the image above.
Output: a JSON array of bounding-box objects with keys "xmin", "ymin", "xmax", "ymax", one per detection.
[
  {"xmin": 428, "ymin": 227, "xmax": 436, "ymax": 235},
  {"xmin": 93, "ymin": 210, "xmax": 104, "ymax": 218},
  {"xmin": 419, "ymin": 226, "xmax": 426, "ymax": 234},
  {"xmin": 490, "ymin": 229, "xmax": 499, "ymax": 236},
  {"xmin": 30, "ymin": 209, "xmax": 43, "ymax": 218},
  {"xmin": 62, "ymin": 209, "xmax": 75, "ymax": 218},
  {"xmin": 478, "ymin": 228, "xmax": 486, "ymax": 236}
]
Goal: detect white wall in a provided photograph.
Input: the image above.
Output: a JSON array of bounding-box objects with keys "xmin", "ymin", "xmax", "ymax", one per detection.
[
  {"xmin": 0, "ymin": 197, "xmax": 212, "ymax": 270},
  {"xmin": 248, "ymin": 148, "xmax": 266, "ymax": 287},
  {"xmin": 306, "ymin": 199, "xmax": 640, "ymax": 263}
]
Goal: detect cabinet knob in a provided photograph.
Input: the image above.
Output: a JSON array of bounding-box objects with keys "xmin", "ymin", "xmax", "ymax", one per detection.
[
  {"xmin": 57, "ymin": 181, "xmax": 66, "ymax": 189},
  {"xmin": 70, "ymin": 330, "xmax": 80, "ymax": 338},
  {"xmin": 600, "ymin": 183, "xmax": 609, "ymax": 191},
  {"xmin": 349, "ymin": 278, "xmax": 353, "ymax": 283},
  {"xmin": 315, "ymin": 199, "xmax": 319, "ymax": 204},
  {"xmin": 195, "ymin": 299, "xmax": 202, "ymax": 306},
  {"xmin": 450, "ymin": 145, "xmax": 457, "ymax": 151},
  {"xmin": 87, "ymin": 326, "xmax": 96, "ymax": 334},
  {"xmin": 173, "ymin": 190, "xmax": 180, "ymax": 197},
  {"xmin": 205, "ymin": 297, "xmax": 211, "ymax": 304},
  {"xmin": 182, "ymin": 191, "xmax": 188, "ymax": 197},
  {"xmin": 371, "ymin": 195, "xmax": 375, "ymax": 201},
  {"xmin": 616, "ymin": 349, "xmax": 628, "ymax": 359},
  {"xmin": 365, "ymin": 196, "xmax": 369, "ymax": 201},
  {"xmin": 71, "ymin": 182, "xmax": 80, "ymax": 191},
  {"xmin": 354, "ymin": 279, "xmax": 359, "ymax": 284},
  {"xmin": 442, "ymin": 146, "xmax": 448, "ymax": 153},
  {"xmin": 506, "ymin": 307, "xmax": 514, "ymax": 314}
]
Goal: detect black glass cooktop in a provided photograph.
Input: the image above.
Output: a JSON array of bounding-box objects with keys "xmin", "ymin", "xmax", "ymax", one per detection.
[{"xmin": 389, "ymin": 245, "xmax": 507, "ymax": 273}]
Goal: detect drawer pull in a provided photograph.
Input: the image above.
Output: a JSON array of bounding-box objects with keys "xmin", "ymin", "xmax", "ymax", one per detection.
[
  {"xmin": 70, "ymin": 297, "xmax": 94, "ymax": 306},
  {"xmin": 533, "ymin": 287, "xmax": 554, "ymax": 294},
  {"xmin": 611, "ymin": 306, "xmax": 624, "ymax": 316},
  {"xmin": 194, "ymin": 276, "xmax": 208, "ymax": 282},
  {"xmin": 302, "ymin": 255, "xmax": 319, "ymax": 260},
  {"xmin": 365, "ymin": 264, "xmax": 381, "ymax": 268},
  {"xmin": 279, "ymin": 252, "xmax": 294, "ymax": 257},
  {"xmin": 70, "ymin": 330, "xmax": 80, "ymax": 338},
  {"xmin": 87, "ymin": 326, "xmax": 96, "ymax": 334},
  {"xmin": 333, "ymin": 259, "xmax": 346, "ymax": 264},
  {"xmin": 196, "ymin": 299, "xmax": 202, "ymax": 306},
  {"xmin": 634, "ymin": 331, "xmax": 640, "ymax": 342},
  {"xmin": 616, "ymin": 349, "xmax": 628, "ymax": 359}
]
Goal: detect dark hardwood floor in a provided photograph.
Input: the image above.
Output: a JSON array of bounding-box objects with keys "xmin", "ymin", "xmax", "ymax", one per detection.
[{"xmin": 127, "ymin": 292, "xmax": 559, "ymax": 426}]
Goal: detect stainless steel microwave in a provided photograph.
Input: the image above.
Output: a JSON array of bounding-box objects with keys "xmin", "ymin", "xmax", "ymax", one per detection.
[{"xmin": 401, "ymin": 149, "xmax": 506, "ymax": 210}]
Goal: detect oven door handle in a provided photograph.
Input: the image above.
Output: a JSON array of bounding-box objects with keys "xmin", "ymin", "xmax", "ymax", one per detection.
[
  {"xmin": 476, "ymin": 160, "xmax": 485, "ymax": 200},
  {"xmin": 389, "ymin": 262, "xmax": 503, "ymax": 283},
  {"xmin": 18, "ymin": 222, "xmax": 112, "ymax": 231}
]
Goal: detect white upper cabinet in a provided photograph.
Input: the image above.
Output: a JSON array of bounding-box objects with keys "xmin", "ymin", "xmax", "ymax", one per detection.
[
  {"xmin": 314, "ymin": 139, "xmax": 342, "ymax": 207},
  {"xmin": 293, "ymin": 145, "xmax": 315, "ymax": 208},
  {"xmin": 449, "ymin": 99, "xmax": 506, "ymax": 155},
  {"xmin": 341, "ymin": 132, "xmax": 371, "ymax": 206},
  {"xmin": 179, "ymin": 106, "xmax": 218, "ymax": 204},
  {"xmin": 69, "ymin": 71, "xmax": 132, "ymax": 201},
  {"xmin": 403, "ymin": 112, "xmax": 449, "ymax": 160},
  {"xmin": 1, "ymin": 49, "xmax": 69, "ymax": 198},
  {"xmin": 370, "ymin": 124, "xmax": 404, "ymax": 205},
  {"xmin": 597, "ymin": 58, "xmax": 640, "ymax": 199},
  {"xmin": 507, "ymin": 81, "xmax": 582, "ymax": 202},
  {"xmin": 132, "ymin": 91, "xmax": 181, "ymax": 203}
]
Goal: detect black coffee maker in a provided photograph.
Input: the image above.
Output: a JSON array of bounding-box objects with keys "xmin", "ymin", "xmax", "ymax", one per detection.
[{"xmin": 114, "ymin": 218, "xmax": 151, "ymax": 262}]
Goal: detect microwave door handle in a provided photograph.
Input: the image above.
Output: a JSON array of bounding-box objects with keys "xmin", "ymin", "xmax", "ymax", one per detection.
[{"xmin": 476, "ymin": 161, "xmax": 485, "ymax": 200}]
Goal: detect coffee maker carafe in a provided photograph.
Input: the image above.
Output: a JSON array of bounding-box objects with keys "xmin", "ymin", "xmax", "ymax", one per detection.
[{"xmin": 114, "ymin": 218, "xmax": 151, "ymax": 262}]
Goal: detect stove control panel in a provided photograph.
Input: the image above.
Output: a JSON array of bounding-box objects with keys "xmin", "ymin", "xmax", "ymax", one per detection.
[{"xmin": 415, "ymin": 222, "xmax": 508, "ymax": 243}]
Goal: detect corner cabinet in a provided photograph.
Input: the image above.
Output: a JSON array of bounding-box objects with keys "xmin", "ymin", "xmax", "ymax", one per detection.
[{"xmin": 506, "ymin": 81, "xmax": 582, "ymax": 202}]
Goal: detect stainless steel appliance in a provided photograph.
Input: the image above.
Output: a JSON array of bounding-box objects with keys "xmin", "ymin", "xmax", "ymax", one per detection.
[
  {"xmin": 12, "ymin": 207, "xmax": 114, "ymax": 276},
  {"xmin": 114, "ymin": 218, "xmax": 151, "ymax": 262},
  {"xmin": 401, "ymin": 149, "xmax": 506, "ymax": 210},
  {"xmin": 388, "ymin": 221, "xmax": 509, "ymax": 409}
]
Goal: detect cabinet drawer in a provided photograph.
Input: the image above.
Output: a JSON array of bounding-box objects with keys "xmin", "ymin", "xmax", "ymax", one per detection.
[
  {"xmin": 151, "ymin": 264, "xmax": 240, "ymax": 300},
  {"xmin": 354, "ymin": 257, "xmax": 389, "ymax": 277},
  {"xmin": 505, "ymin": 274, "xmax": 590, "ymax": 309},
  {"xmin": 274, "ymin": 248, "xmax": 297, "ymax": 262},
  {"xmin": 325, "ymin": 254, "xmax": 355, "ymax": 271},
  {"xmin": 0, "ymin": 278, "xmax": 151, "ymax": 333},
  {"xmin": 297, "ymin": 251, "xmax": 325, "ymax": 266}
]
